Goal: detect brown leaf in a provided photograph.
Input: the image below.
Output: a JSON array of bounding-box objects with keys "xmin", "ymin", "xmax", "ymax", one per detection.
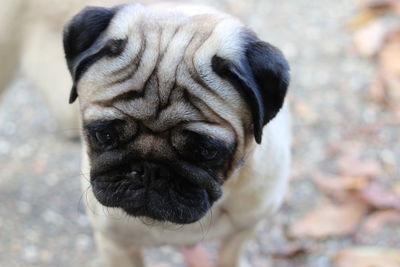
[
  {"xmin": 313, "ymin": 171, "xmax": 400, "ymax": 211},
  {"xmin": 312, "ymin": 172, "xmax": 369, "ymax": 201},
  {"xmin": 356, "ymin": 0, "xmax": 400, "ymax": 12},
  {"xmin": 361, "ymin": 210, "xmax": 400, "ymax": 234},
  {"xmin": 358, "ymin": 181, "xmax": 400, "ymax": 210},
  {"xmin": 352, "ymin": 20, "xmax": 388, "ymax": 56},
  {"xmin": 313, "ymin": 173, "xmax": 369, "ymax": 191},
  {"xmin": 289, "ymin": 199, "xmax": 367, "ymax": 238},
  {"xmin": 377, "ymin": 30, "xmax": 400, "ymax": 106},
  {"xmin": 379, "ymin": 33, "xmax": 400, "ymax": 76},
  {"xmin": 337, "ymin": 156, "xmax": 382, "ymax": 178},
  {"xmin": 271, "ymin": 242, "xmax": 308, "ymax": 259},
  {"xmin": 333, "ymin": 247, "xmax": 400, "ymax": 267}
]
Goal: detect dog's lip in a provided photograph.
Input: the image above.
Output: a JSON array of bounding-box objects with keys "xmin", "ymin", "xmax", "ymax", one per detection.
[
  {"xmin": 90, "ymin": 161, "xmax": 223, "ymax": 201},
  {"xmin": 91, "ymin": 164, "xmax": 129, "ymax": 182},
  {"xmin": 119, "ymin": 187, "xmax": 211, "ymax": 224},
  {"xmin": 177, "ymin": 162, "xmax": 222, "ymax": 201},
  {"xmin": 91, "ymin": 173, "xmax": 220, "ymax": 203},
  {"xmin": 91, "ymin": 177, "xmax": 213, "ymax": 224}
]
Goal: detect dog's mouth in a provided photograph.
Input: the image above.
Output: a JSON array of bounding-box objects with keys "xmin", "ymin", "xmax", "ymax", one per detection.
[{"xmin": 90, "ymin": 161, "xmax": 222, "ymax": 224}]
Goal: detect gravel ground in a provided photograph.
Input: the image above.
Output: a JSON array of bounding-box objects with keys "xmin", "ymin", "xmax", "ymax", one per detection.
[{"xmin": 1, "ymin": 0, "xmax": 399, "ymax": 266}]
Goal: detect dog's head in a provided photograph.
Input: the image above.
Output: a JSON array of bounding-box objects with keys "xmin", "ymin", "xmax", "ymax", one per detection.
[{"xmin": 63, "ymin": 3, "xmax": 289, "ymax": 224}]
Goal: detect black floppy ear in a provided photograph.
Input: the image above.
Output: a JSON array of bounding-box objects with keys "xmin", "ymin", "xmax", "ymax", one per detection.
[
  {"xmin": 212, "ymin": 32, "xmax": 290, "ymax": 144},
  {"xmin": 63, "ymin": 6, "xmax": 116, "ymax": 103}
]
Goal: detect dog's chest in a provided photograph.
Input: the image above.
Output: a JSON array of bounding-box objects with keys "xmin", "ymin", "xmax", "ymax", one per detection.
[{"xmin": 90, "ymin": 201, "xmax": 237, "ymax": 246}]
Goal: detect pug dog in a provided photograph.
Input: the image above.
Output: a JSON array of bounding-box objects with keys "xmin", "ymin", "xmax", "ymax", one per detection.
[{"xmin": 63, "ymin": 2, "xmax": 291, "ymax": 267}]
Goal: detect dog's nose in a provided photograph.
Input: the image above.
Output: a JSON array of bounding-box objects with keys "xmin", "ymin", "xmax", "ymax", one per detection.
[{"xmin": 129, "ymin": 162, "xmax": 170, "ymax": 182}]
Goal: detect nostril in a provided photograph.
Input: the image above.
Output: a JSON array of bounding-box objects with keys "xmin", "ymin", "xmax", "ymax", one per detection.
[{"xmin": 128, "ymin": 162, "xmax": 171, "ymax": 182}]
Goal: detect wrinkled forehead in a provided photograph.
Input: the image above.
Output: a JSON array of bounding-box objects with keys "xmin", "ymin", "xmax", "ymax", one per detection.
[
  {"xmin": 77, "ymin": 3, "xmax": 246, "ymax": 108},
  {"xmin": 107, "ymin": 3, "xmax": 241, "ymax": 48}
]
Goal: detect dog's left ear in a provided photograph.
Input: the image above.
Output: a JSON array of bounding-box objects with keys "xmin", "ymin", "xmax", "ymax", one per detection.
[
  {"xmin": 212, "ymin": 31, "xmax": 290, "ymax": 144},
  {"xmin": 63, "ymin": 6, "xmax": 123, "ymax": 103}
]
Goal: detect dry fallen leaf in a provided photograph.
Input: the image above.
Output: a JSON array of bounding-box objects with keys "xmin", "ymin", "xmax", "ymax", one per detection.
[
  {"xmin": 361, "ymin": 209, "xmax": 400, "ymax": 234},
  {"xmin": 313, "ymin": 173, "xmax": 369, "ymax": 191},
  {"xmin": 270, "ymin": 242, "xmax": 308, "ymax": 259},
  {"xmin": 377, "ymin": 30, "xmax": 400, "ymax": 105},
  {"xmin": 379, "ymin": 32, "xmax": 400, "ymax": 75},
  {"xmin": 337, "ymin": 155, "xmax": 382, "ymax": 178},
  {"xmin": 312, "ymin": 172, "xmax": 369, "ymax": 201},
  {"xmin": 289, "ymin": 199, "xmax": 367, "ymax": 238},
  {"xmin": 356, "ymin": 0, "xmax": 400, "ymax": 13},
  {"xmin": 375, "ymin": 0, "xmax": 400, "ymax": 13},
  {"xmin": 358, "ymin": 181, "xmax": 400, "ymax": 210},
  {"xmin": 349, "ymin": 0, "xmax": 400, "ymax": 30},
  {"xmin": 333, "ymin": 246, "xmax": 400, "ymax": 267},
  {"xmin": 312, "ymin": 171, "xmax": 400, "ymax": 210},
  {"xmin": 352, "ymin": 20, "xmax": 388, "ymax": 56}
]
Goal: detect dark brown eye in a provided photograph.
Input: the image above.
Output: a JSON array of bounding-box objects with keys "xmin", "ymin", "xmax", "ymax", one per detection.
[
  {"xmin": 84, "ymin": 120, "xmax": 124, "ymax": 151},
  {"xmin": 198, "ymin": 146, "xmax": 218, "ymax": 161},
  {"xmin": 95, "ymin": 131, "xmax": 113, "ymax": 145}
]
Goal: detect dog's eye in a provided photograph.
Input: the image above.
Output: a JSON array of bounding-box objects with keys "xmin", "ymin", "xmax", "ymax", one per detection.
[
  {"xmin": 95, "ymin": 131, "xmax": 113, "ymax": 144},
  {"xmin": 84, "ymin": 120, "xmax": 124, "ymax": 150},
  {"xmin": 196, "ymin": 146, "xmax": 218, "ymax": 161},
  {"xmin": 174, "ymin": 130, "xmax": 232, "ymax": 165}
]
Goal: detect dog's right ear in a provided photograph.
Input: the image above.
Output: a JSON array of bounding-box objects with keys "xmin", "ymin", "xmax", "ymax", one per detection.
[
  {"xmin": 212, "ymin": 32, "xmax": 290, "ymax": 144},
  {"xmin": 63, "ymin": 6, "xmax": 116, "ymax": 103}
]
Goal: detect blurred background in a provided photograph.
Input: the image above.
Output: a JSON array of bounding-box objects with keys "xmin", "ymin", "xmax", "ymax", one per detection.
[{"xmin": 0, "ymin": 0, "xmax": 399, "ymax": 266}]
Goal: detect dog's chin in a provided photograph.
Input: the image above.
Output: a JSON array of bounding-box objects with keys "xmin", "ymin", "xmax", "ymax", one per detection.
[
  {"xmin": 91, "ymin": 175, "xmax": 217, "ymax": 224},
  {"xmin": 121, "ymin": 188, "xmax": 212, "ymax": 224}
]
